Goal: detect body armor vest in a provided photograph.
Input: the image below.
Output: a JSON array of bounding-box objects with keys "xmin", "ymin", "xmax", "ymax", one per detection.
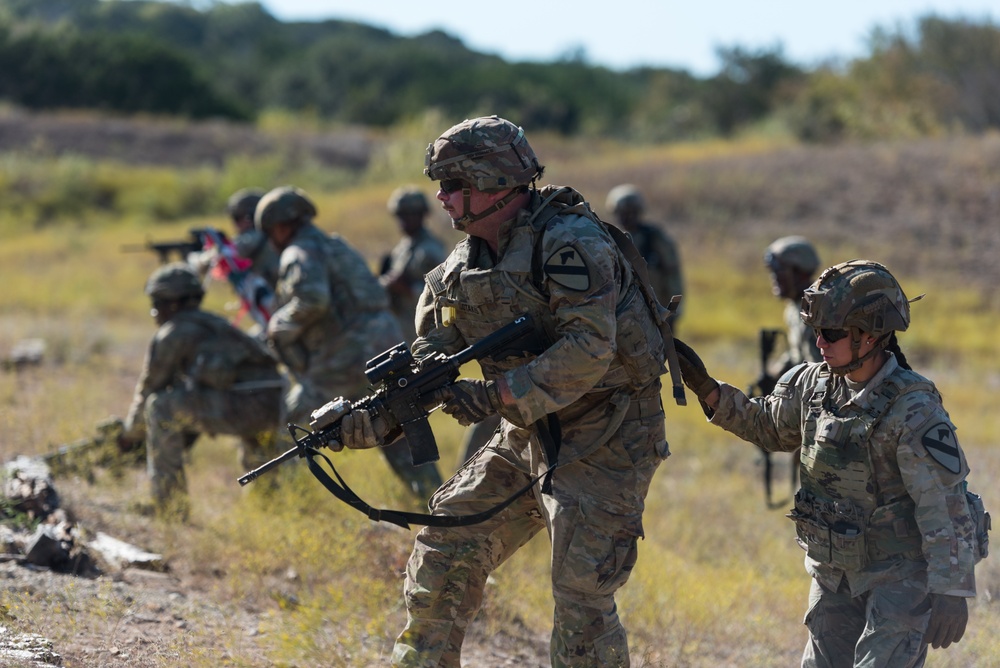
[
  {"xmin": 423, "ymin": 189, "xmax": 666, "ymax": 388},
  {"xmin": 789, "ymin": 365, "xmax": 933, "ymax": 570}
]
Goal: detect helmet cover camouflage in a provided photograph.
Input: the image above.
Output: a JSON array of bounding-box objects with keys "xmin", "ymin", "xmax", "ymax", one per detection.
[
  {"xmin": 424, "ymin": 116, "xmax": 542, "ymax": 192},
  {"xmin": 387, "ymin": 186, "xmax": 429, "ymax": 215},
  {"xmin": 765, "ymin": 236, "xmax": 820, "ymax": 275},
  {"xmin": 255, "ymin": 186, "xmax": 317, "ymax": 232},
  {"xmin": 226, "ymin": 188, "xmax": 265, "ymax": 220},
  {"xmin": 145, "ymin": 262, "xmax": 205, "ymax": 301},
  {"xmin": 800, "ymin": 260, "xmax": 910, "ymax": 336},
  {"xmin": 606, "ymin": 184, "xmax": 645, "ymax": 215}
]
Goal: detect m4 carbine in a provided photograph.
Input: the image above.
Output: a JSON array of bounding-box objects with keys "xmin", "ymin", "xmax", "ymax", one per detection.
[
  {"xmin": 746, "ymin": 328, "xmax": 798, "ymax": 508},
  {"xmin": 239, "ymin": 314, "xmax": 538, "ymax": 486}
]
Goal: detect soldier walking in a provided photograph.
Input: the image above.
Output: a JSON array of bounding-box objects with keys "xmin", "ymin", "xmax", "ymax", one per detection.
[
  {"xmin": 675, "ymin": 260, "xmax": 985, "ymax": 667},
  {"xmin": 332, "ymin": 116, "xmax": 673, "ymax": 667}
]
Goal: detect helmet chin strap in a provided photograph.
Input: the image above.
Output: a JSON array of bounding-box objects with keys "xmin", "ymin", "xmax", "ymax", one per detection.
[
  {"xmin": 451, "ymin": 187, "xmax": 522, "ymax": 231},
  {"xmin": 828, "ymin": 329, "xmax": 889, "ymax": 375}
]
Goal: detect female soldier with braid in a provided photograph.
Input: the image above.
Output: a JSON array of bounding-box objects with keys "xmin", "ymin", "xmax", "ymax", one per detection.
[{"xmin": 674, "ymin": 260, "xmax": 984, "ymax": 668}]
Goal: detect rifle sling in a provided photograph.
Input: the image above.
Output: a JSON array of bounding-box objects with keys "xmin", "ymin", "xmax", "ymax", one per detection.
[{"xmin": 303, "ymin": 447, "xmax": 554, "ymax": 530}]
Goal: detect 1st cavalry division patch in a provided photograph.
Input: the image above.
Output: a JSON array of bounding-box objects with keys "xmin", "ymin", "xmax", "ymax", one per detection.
[
  {"xmin": 921, "ymin": 422, "xmax": 962, "ymax": 474},
  {"xmin": 544, "ymin": 245, "xmax": 590, "ymax": 291}
]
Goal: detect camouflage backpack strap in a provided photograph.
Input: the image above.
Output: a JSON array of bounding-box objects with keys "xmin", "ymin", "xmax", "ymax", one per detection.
[{"xmin": 527, "ymin": 186, "xmax": 686, "ymax": 405}]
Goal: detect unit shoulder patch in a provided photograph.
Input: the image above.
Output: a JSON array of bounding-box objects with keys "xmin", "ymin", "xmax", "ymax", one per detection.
[
  {"xmin": 920, "ymin": 421, "xmax": 962, "ymax": 473},
  {"xmin": 543, "ymin": 245, "xmax": 591, "ymax": 291}
]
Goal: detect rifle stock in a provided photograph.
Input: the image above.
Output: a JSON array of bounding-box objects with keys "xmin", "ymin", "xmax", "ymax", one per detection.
[{"xmin": 238, "ymin": 314, "xmax": 538, "ymax": 486}]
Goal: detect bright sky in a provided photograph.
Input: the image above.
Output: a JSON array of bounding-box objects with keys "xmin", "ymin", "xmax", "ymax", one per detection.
[{"xmin": 252, "ymin": 0, "xmax": 999, "ymax": 75}]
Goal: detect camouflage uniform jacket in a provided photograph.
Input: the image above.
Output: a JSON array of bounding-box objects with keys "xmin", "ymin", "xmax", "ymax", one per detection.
[
  {"xmin": 268, "ymin": 222, "xmax": 399, "ymax": 382},
  {"xmin": 629, "ymin": 221, "xmax": 683, "ymax": 310},
  {"xmin": 123, "ymin": 309, "xmax": 283, "ymax": 439},
  {"xmin": 710, "ymin": 354, "xmax": 977, "ymax": 598},
  {"xmin": 413, "ymin": 186, "xmax": 667, "ymax": 464},
  {"xmin": 382, "ymin": 228, "xmax": 447, "ymax": 342}
]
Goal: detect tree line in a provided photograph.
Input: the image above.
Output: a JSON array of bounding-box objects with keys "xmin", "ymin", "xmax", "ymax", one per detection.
[{"xmin": 1, "ymin": 0, "xmax": 998, "ymax": 143}]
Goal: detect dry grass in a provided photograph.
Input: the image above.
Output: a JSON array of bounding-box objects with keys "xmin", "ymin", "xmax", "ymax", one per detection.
[{"xmin": 0, "ymin": 117, "xmax": 998, "ymax": 666}]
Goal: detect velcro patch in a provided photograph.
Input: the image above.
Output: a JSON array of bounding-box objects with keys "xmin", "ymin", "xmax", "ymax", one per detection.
[
  {"xmin": 544, "ymin": 245, "xmax": 590, "ymax": 291},
  {"xmin": 921, "ymin": 422, "xmax": 961, "ymax": 473}
]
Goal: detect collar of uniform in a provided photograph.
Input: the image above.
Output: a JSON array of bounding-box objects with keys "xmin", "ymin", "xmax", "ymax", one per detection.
[
  {"xmin": 441, "ymin": 237, "xmax": 474, "ymax": 283},
  {"xmin": 845, "ymin": 353, "xmax": 899, "ymax": 407},
  {"xmin": 494, "ymin": 205, "xmax": 531, "ymax": 258}
]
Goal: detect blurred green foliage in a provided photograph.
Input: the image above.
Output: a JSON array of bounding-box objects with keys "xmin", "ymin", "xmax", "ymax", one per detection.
[{"xmin": 4, "ymin": 1, "xmax": 997, "ymax": 143}]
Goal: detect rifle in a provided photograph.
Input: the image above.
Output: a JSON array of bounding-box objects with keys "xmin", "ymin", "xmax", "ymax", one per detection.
[
  {"xmin": 239, "ymin": 314, "xmax": 538, "ymax": 486},
  {"xmin": 199, "ymin": 227, "xmax": 274, "ymax": 329},
  {"xmin": 120, "ymin": 227, "xmax": 220, "ymax": 264},
  {"xmin": 38, "ymin": 417, "xmax": 143, "ymax": 480},
  {"xmin": 746, "ymin": 329, "xmax": 797, "ymax": 508}
]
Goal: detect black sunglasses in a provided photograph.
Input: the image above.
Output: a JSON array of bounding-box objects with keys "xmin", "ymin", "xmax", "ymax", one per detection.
[
  {"xmin": 814, "ymin": 327, "xmax": 849, "ymax": 343},
  {"xmin": 439, "ymin": 179, "xmax": 466, "ymax": 194}
]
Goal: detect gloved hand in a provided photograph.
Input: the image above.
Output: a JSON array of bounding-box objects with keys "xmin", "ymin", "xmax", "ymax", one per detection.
[
  {"xmin": 673, "ymin": 338, "xmax": 720, "ymax": 401},
  {"xmin": 432, "ymin": 379, "xmax": 502, "ymax": 426},
  {"xmin": 925, "ymin": 594, "xmax": 968, "ymax": 649},
  {"xmin": 340, "ymin": 408, "xmax": 391, "ymax": 450},
  {"xmin": 310, "ymin": 398, "xmax": 351, "ymax": 431}
]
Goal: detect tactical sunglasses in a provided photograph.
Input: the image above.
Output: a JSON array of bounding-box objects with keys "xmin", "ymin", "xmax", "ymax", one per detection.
[
  {"xmin": 814, "ymin": 327, "xmax": 849, "ymax": 343},
  {"xmin": 439, "ymin": 179, "xmax": 467, "ymax": 194}
]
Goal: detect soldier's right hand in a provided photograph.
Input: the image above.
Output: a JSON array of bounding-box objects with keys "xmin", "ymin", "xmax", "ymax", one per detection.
[
  {"xmin": 340, "ymin": 409, "xmax": 390, "ymax": 450},
  {"xmin": 673, "ymin": 339, "xmax": 720, "ymax": 403}
]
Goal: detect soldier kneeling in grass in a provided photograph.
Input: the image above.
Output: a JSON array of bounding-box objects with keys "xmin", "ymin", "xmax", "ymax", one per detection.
[{"xmin": 119, "ymin": 263, "xmax": 286, "ymax": 516}]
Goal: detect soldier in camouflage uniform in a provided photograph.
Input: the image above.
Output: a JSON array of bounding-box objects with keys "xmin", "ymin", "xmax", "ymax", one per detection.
[
  {"xmin": 255, "ymin": 186, "xmax": 442, "ymax": 499},
  {"xmin": 227, "ymin": 187, "xmax": 282, "ymax": 290},
  {"xmin": 764, "ymin": 235, "xmax": 823, "ymax": 373},
  {"xmin": 121, "ymin": 263, "xmax": 287, "ymax": 512},
  {"xmin": 606, "ymin": 183, "xmax": 684, "ymax": 327},
  {"xmin": 330, "ymin": 116, "xmax": 672, "ymax": 667},
  {"xmin": 675, "ymin": 260, "xmax": 982, "ymax": 667},
  {"xmin": 380, "ymin": 186, "xmax": 448, "ymax": 344}
]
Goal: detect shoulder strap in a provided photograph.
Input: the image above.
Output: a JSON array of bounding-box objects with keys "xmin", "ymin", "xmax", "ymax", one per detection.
[{"xmin": 302, "ymin": 443, "xmax": 554, "ymax": 529}]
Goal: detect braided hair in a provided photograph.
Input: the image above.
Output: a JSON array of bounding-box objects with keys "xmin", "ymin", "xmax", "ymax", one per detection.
[{"xmin": 884, "ymin": 332, "xmax": 911, "ymax": 371}]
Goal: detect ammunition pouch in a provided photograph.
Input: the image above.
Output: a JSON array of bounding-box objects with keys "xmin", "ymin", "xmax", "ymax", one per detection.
[
  {"xmin": 788, "ymin": 490, "xmax": 926, "ymax": 570},
  {"xmin": 788, "ymin": 490, "xmax": 869, "ymax": 571}
]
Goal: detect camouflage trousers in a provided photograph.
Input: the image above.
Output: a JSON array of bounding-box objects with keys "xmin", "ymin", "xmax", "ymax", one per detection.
[
  {"xmin": 391, "ymin": 391, "xmax": 667, "ymax": 667},
  {"xmin": 802, "ymin": 575, "xmax": 931, "ymax": 668},
  {"xmin": 145, "ymin": 385, "xmax": 284, "ymax": 505}
]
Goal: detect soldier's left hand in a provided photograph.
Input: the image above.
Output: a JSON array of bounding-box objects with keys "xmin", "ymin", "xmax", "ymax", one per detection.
[
  {"xmin": 924, "ymin": 594, "xmax": 968, "ymax": 648},
  {"xmin": 340, "ymin": 409, "xmax": 390, "ymax": 450},
  {"xmin": 432, "ymin": 379, "xmax": 502, "ymax": 426}
]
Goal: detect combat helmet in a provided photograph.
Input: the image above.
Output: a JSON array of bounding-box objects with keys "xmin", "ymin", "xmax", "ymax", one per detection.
[
  {"xmin": 145, "ymin": 262, "xmax": 205, "ymax": 302},
  {"xmin": 800, "ymin": 260, "xmax": 917, "ymax": 374},
  {"xmin": 425, "ymin": 116, "xmax": 542, "ymax": 192},
  {"xmin": 764, "ymin": 236, "xmax": 820, "ymax": 275},
  {"xmin": 255, "ymin": 186, "xmax": 317, "ymax": 233},
  {"xmin": 606, "ymin": 184, "xmax": 645, "ymax": 216},
  {"xmin": 226, "ymin": 188, "xmax": 265, "ymax": 220},
  {"xmin": 387, "ymin": 186, "xmax": 429, "ymax": 216}
]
